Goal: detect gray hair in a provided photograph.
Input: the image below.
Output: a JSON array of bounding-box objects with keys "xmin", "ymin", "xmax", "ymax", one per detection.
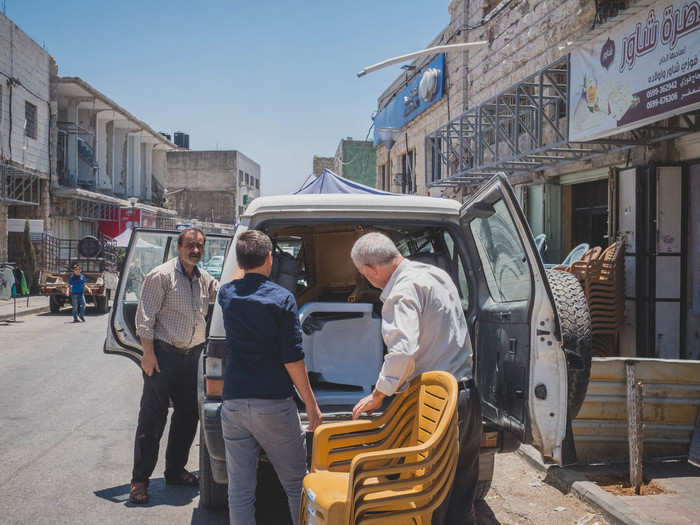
[{"xmin": 351, "ymin": 232, "xmax": 401, "ymax": 268}]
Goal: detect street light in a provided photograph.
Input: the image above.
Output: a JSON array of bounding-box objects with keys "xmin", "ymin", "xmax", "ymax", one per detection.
[{"xmin": 357, "ymin": 41, "xmax": 487, "ymax": 78}]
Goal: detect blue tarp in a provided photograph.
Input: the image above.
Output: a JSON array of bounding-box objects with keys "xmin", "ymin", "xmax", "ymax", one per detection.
[{"xmin": 293, "ymin": 169, "xmax": 394, "ymax": 195}]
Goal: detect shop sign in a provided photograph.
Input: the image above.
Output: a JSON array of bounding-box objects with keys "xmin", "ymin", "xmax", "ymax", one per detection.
[
  {"xmin": 569, "ymin": 0, "xmax": 700, "ymax": 142},
  {"xmin": 373, "ymin": 54, "xmax": 445, "ymax": 145}
]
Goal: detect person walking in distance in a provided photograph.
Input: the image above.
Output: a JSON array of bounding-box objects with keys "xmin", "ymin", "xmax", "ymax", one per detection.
[
  {"xmin": 218, "ymin": 230, "xmax": 322, "ymax": 525},
  {"xmin": 66, "ymin": 264, "xmax": 91, "ymax": 322},
  {"xmin": 350, "ymin": 232, "xmax": 481, "ymax": 525},
  {"xmin": 128, "ymin": 228, "xmax": 219, "ymax": 504}
]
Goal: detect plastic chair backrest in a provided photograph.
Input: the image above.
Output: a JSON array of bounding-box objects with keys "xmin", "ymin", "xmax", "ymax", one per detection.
[
  {"xmin": 347, "ymin": 371, "xmax": 459, "ymax": 524},
  {"xmin": 562, "ymin": 243, "xmax": 590, "ymax": 266}
]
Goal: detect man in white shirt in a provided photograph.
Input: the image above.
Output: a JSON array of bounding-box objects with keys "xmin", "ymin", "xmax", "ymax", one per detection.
[{"xmin": 350, "ymin": 232, "xmax": 481, "ymax": 525}]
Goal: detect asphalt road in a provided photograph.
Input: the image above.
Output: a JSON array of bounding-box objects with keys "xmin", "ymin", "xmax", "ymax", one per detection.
[{"xmin": 0, "ymin": 309, "xmax": 609, "ymax": 524}]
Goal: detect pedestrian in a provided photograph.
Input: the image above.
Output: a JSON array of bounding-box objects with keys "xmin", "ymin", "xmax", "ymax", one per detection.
[
  {"xmin": 65, "ymin": 264, "xmax": 91, "ymax": 322},
  {"xmin": 350, "ymin": 232, "xmax": 481, "ymax": 525},
  {"xmin": 128, "ymin": 228, "xmax": 219, "ymax": 505},
  {"xmin": 218, "ymin": 230, "xmax": 322, "ymax": 525}
]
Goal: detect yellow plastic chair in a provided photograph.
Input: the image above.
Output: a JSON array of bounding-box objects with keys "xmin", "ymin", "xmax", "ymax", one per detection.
[{"xmin": 300, "ymin": 371, "xmax": 459, "ymax": 525}]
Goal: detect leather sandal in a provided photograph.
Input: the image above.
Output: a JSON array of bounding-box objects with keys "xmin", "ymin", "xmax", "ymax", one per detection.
[
  {"xmin": 129, "ymin": 481, "xmax": 149, "ymax": 504},
  {"xmin": 165, "ymin": 470, "xmax": 199, "ymax": 487}
]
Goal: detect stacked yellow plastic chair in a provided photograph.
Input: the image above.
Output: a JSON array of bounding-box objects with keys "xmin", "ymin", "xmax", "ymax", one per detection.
[{"xmin": 300, "ymin": 371, "xmax": 459, "ymax": 525}]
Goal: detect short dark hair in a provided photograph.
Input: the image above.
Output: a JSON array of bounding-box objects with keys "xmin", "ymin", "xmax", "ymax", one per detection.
[
  {"xmin": 72, "ymin": 264, "xmax": 81, "ymax": 270},
  {"xmin": 177, "ymin": 227, "xmax": 206, "ymax": 247},
  {"xmin": 236, "ymin": 230, "xmax": 272, "ymax": 270}
]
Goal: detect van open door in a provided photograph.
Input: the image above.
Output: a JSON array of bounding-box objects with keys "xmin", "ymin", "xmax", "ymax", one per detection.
[
  {"xmin": 460, "ymin": 174, "xmax": 567, "ymax": 464},
  {"xmin": 103, "ymin": 229, "xmax": 231, "ymax": 365}
]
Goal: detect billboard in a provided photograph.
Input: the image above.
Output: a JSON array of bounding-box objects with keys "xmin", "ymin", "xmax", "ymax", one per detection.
[
  {"xmin": 373, "ymin": 53, "xmax": 445, "ymax": 146},
  {"xmin": 569, "ymin": 0, "xmax": 700, "ymax": 142}
]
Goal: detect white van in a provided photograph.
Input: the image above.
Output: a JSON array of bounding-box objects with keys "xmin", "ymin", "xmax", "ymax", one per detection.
[{"xmin": 105, "ymin": 174, "xmax": 592, "ymax": 510}]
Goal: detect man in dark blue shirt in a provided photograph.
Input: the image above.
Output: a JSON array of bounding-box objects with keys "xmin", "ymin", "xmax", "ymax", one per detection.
[
  {"xmin": 65, "ymin": 264, "xmax": 91, "ymax": 322},
  {"xmin": 218, "ymin": 229, "xmax": 321, "ymax": 525}
]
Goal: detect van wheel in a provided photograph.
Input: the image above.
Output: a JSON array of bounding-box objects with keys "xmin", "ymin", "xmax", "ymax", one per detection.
[
  {"xmin": 49, "ymin": 296, "xmax": 62, "ymax": 313},
  {"xmin": 476, "ymin": 452, "xmax": 495, "ymax": 500},
  {"xmin": 199, "ymin": 429, "xmax": 228, "ymax": 509},
  {"xmin": 95, "ymin": 295, "xmax": 108, "ymax": 314},
  {"xmin": 545, "ymin": 269, "xmax": 593, "ymax": 418}
]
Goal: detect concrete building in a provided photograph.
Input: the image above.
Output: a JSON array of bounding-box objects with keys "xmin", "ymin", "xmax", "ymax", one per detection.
[
  {"xmin": 0, "ymin": 12, "xmax": 53, "ymax": 262},
  {"xmin": 312, "ymin": 155, "xmax": 337, "ymax": 176},
  {"xmin": 372, "ymin": 0, "xmax": 700, "ymax": 360},
  {"xmin": 53, "ymin": 78, "xmax": 177, "ymax": 239},
  {"xmin": 334, "ymin": 138, "xmax": 376, "ymax": 187},
  {"xmin": 165, "ymin": 150, "xmax": 260, "ymax": 224}
]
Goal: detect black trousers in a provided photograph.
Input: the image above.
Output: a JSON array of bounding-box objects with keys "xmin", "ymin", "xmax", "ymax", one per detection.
[
  {"xmin": 131, "ymin": 342, "xmax": 202, "ymax": 483},
  {"xmin": 432, "ymin": 382, "xmax": 482, "ymax": 525}
]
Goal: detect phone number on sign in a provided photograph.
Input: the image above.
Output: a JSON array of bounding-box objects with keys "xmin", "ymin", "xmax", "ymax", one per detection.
[
  {"xmin": 646, "ymin": 80, "xmax": 677, "ymax": 99},
  {"xmin": 646, "ymin": 92, "xmax": 678, "ymax": 110}
]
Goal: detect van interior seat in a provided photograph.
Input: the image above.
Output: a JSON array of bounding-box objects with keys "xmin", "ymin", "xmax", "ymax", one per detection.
[
  {"xmin": 409, "ymin": 252, "xmax": 452, "ymax": 276},
  {"xmin": 298, "ymin": 302, "xmax": 382, "ymax": 392}
]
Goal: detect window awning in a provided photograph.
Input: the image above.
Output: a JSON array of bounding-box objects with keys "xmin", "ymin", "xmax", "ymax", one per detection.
[{"xmin": 0, "ymin": 163, "xmax": 41, "ymax": 206}]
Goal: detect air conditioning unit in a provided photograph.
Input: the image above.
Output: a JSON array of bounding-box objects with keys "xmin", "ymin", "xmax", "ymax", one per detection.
[{"xmin": 392, "ymin": 173, "xmax": 405, "ymax": 185}]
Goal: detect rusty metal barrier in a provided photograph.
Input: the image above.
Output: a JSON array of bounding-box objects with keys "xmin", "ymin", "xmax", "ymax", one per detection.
[{"xmin": 573, "ymin": 357, "xmax": 700, "ymax": 463}]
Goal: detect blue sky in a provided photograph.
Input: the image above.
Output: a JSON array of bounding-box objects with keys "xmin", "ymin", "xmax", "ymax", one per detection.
[{"xmin": 8, "ymin": 1, "xmax": 449, "ymax": 195}]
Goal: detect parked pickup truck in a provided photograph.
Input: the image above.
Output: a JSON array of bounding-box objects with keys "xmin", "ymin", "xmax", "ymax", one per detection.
[
  {"xmin": 104, "ymin": 174, "xmax": 593, "ymax": 511},
  {"xmin": 40, "ymin": 235, "xmax": 118, "ymax": 314}
]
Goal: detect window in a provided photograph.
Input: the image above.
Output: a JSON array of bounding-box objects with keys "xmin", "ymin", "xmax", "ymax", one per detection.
[
  {"xmin": 255, "ymin": 178, "xmax": 260, "ymax": 190},
  {"xmin": 239, "ymin": 169, "xmax": 244, "ymax": 186},
  {"xmin": 469, "ymin": 199, "xmax": 531, "ymax": 303},
  {"xmin": 245, "ymin": 172, "xmax": 250, "ymax": 185},
  {"xmin": 379, "ymin": 164, "xmax": 386, "ymax": 190},
  {"xmin": 401, "ymin": 151, "xmax": 415, "ymax": 194},
  {"xmin": 25, "ymin": 101, "xmax": 37, "ymax": 139}
]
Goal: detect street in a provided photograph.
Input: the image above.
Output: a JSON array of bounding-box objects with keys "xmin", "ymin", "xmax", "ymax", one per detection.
[{"xmin": 0, "ymin": 310, "xmax": 609, "ymax": 525}]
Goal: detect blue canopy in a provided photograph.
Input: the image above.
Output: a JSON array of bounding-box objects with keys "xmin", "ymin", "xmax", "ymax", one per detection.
[{"xmin": 294, "ymin": 169, "xmax": 394, "ymax": 195}]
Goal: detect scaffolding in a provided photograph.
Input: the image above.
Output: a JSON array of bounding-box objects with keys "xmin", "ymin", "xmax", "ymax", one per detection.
[
  {"xmin": 425, "ymin": 55, "xmax": 700, "ymax": 188},
  {"xmin": 0, "ymin": 163, "xmax": 41, "ymax": 205}
]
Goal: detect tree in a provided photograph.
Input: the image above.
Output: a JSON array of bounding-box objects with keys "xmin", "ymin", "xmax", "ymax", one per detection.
[{"xmin": 22, "ymin": 219, "xmax": 37, "ymax": 294}]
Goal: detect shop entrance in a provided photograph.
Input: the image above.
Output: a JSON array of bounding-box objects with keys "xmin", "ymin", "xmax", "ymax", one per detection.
[{"xmin": 571, "ymin": 180, "xmax": 608, "ymax": 249}]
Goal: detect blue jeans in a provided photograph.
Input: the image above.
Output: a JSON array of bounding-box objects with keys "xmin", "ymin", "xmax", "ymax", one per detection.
[
  {"xmin": 221, "ymin": 397, "xmax": 307, "ymax": 525},
  {"xmin": 71, "ymin": 293, "xmax": 86, "ymax": 320}
]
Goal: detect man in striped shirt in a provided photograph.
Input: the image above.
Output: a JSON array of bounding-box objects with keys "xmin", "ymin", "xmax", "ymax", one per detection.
[{"xmin": 129, "ymin": 228, "xmax": 219, "ymax": 505}]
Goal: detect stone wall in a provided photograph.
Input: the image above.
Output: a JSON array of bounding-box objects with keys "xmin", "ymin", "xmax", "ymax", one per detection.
[
  {"xmin": 312, "ymin": 155, "xmax": 336, "ymax": 176},
  {"xmin": 0, "ymin": 204, "xmax": 7, "ymax": 262}
]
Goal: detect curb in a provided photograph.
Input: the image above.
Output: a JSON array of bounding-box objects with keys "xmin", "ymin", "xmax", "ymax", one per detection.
[
  {"xmin": 0, "ymin": 304, "xmax": 50, "ymax": 322},
  {"xmin": 517, "ymin": 445, "xmax": 659, "ymax": 525}
]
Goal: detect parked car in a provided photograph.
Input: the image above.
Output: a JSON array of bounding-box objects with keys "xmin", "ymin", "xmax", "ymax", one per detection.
[{"xmin": 104, "ymin": 174, "xmax": 592, "ymax": 509}]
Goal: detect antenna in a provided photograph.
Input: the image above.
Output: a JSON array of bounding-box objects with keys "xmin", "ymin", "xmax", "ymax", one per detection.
[{"xmin": 2, "ymin": 0, "xmax": 6, "ymax": 15}]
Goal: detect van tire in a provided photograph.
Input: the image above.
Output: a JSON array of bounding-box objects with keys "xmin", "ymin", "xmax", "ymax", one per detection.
[
  {"xmin": 545, "ymin": 269, "xmax": 593, "ymax": 418},
  {"xmin": 199, "ymin": 429, "xmax": 228, "ymax": 509},
  {"xmin": 476, "ymin": 452, "xmax": 495, "ymax": 500}
]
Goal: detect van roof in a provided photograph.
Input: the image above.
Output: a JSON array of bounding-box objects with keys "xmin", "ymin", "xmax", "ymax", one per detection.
[{"xmin": 243, "ymin": 193, "xmax": 461, "ymax": 219}]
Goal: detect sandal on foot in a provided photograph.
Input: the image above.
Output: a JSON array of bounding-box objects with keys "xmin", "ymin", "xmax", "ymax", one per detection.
[
  {"xmin": 165, "ymin": 470, "xmax": 199, "ymax": 487},
  {"xmin": 129, "ymin": 481, "xmax": 149, "ymax": 504}
]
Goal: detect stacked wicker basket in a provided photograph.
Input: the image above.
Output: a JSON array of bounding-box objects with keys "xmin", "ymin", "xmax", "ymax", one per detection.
[{"xmin": 554, "ymin": 241, "xmax": 625, "ymax": 356}]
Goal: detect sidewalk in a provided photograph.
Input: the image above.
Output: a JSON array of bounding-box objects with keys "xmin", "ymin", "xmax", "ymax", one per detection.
[
  {"xmin": 0, "ymin": 295, "xmax": 50, "ymax": 321},
  {"xmin": 518, "ymin": 445, "xmax": 700, "ymax": 525}
]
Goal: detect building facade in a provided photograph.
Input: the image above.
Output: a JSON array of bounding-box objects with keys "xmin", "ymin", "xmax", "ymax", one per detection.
[
  {"xmin": 373, "ymin": 0, "xmax": 700, "ymax": 360},
  {"xmin": 312, "ymin": 155, "xmax": 336, "ymax": 176},
  {"xmin": 53, "ymin": 77, "xmax": 177, "ymax": 239},
  {"xmin": 165, "ymin": 150, "xmax": 260, "ymax": 224},
  {"xmin": 334, "ymin": 138, "xmax": 376, "ymax": 187},
  {"xmin": 0, "ymin": 12, "xmax": 52, "ymax": 262}
]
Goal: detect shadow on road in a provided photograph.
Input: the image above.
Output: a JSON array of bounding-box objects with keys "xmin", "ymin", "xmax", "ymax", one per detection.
[
  {"xmin": 475, "ymin": 500, "xmax": 501, "ymax": 524},
  {"xmin": 94, "ymin": 477, "xmax": 198, "ymax": 508}
]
